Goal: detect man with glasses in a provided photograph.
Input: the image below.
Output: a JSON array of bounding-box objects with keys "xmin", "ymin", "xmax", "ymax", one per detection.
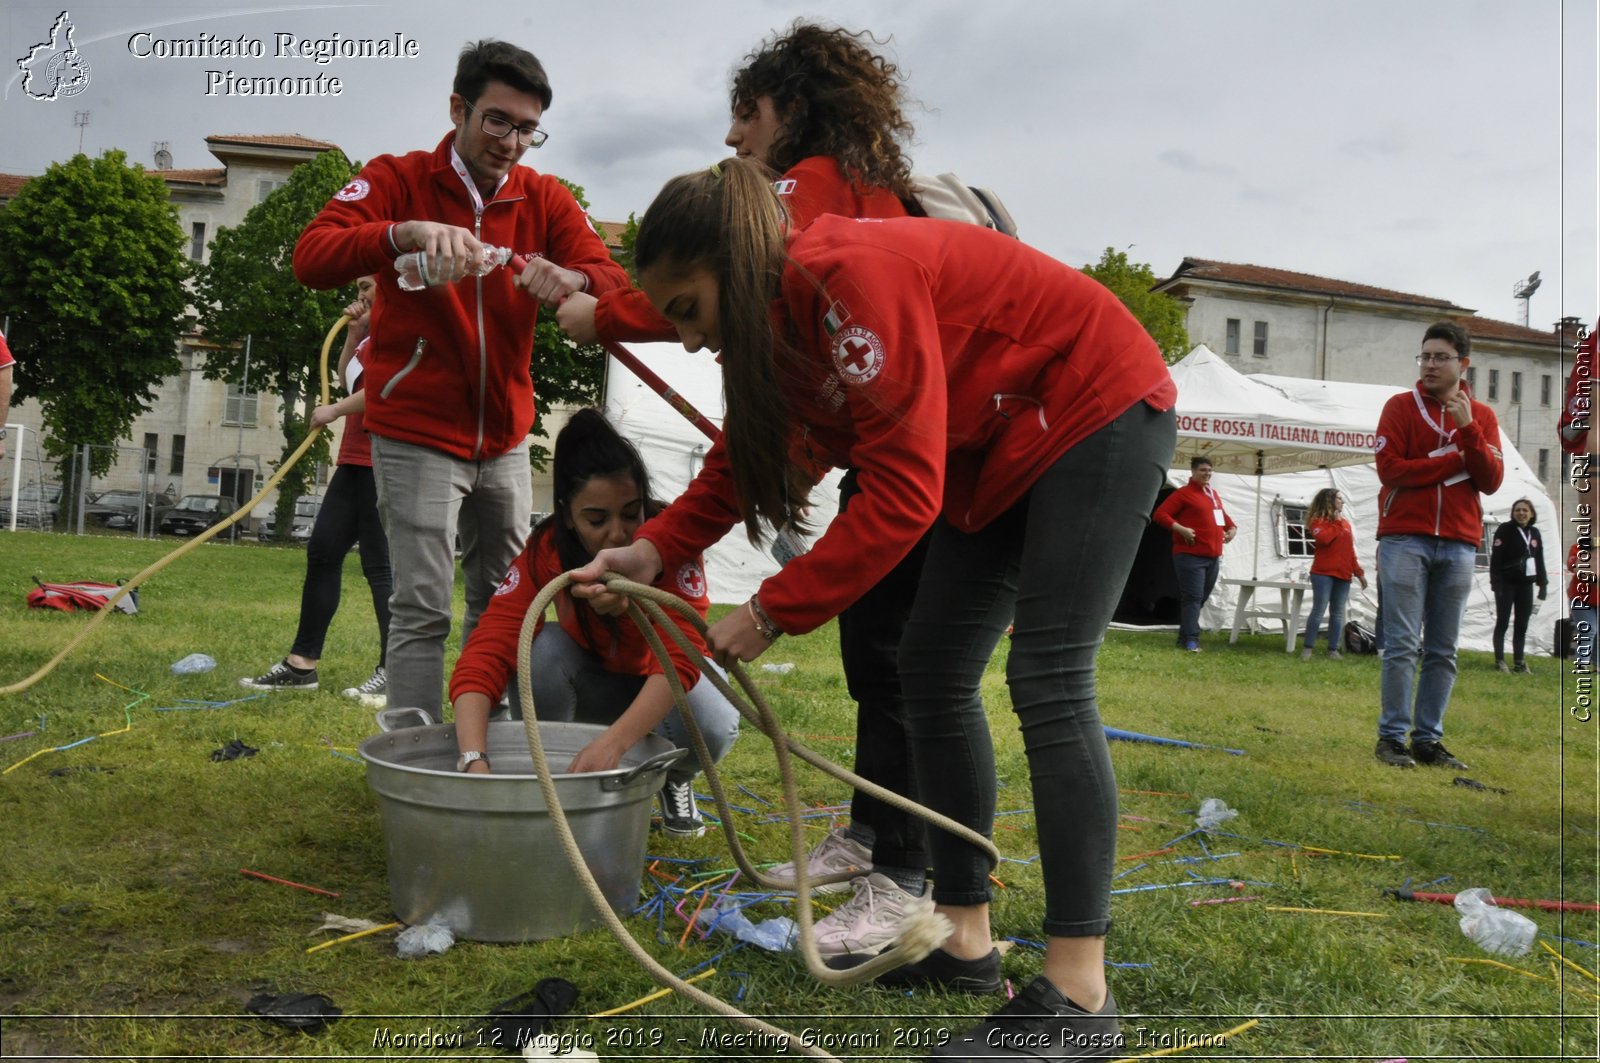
[
  {"xmin": 295, "ymin": 39, "xmax": 629, "ymax": 721},
  {"xmin": 1371, "ymin": 321, "xmax": 1503, "ymax": 768}
]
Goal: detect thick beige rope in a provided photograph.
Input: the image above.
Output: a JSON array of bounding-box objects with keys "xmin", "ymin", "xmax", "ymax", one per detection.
[
  {"xmin": 2, "ymin": 318, "xmax": 345, "ymax": 697},
  {"xmin": 516, "ymin": 571, "xmax": 1003, "ymax": 1057}
]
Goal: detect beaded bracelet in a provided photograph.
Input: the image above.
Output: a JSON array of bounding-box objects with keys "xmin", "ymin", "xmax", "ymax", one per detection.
[{"xmin": 746, "ymin": 597, "xmax": 781, "ymax": 641}]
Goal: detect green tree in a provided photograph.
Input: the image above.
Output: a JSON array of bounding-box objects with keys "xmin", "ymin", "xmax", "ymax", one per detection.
[
  {"xmin": 0, "ymin": 150, "xmax": 191, "ymax": 506},
  {"xmin": 191, "ymin": 148, "xmax": 359, "ymax": 538},
  {"xmin": 1082, "ymin": 247, "xmax": 1190, "ymax": 363}
]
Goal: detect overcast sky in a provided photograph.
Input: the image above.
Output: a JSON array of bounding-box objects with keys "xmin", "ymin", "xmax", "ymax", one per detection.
[{"xmin": 2, "ymin": 0, "xmax": 1595, "ymax": 334}]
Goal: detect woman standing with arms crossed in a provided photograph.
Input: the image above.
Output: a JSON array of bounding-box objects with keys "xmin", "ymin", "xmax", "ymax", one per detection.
[
  {"xmin": 573, "ymin": 159, "xmax": 1176, "ymax": 1060},
  {"xmin": 1488, "ymin": 498, "xmax": 1547, "ymax": 673},
  {"xmin": 558, "ymin": 22, "xmax": 934, "ymax": 955},
  {"xmin": 1300, "ymin": 487, "xmax": 1367, "ymax": 660}
]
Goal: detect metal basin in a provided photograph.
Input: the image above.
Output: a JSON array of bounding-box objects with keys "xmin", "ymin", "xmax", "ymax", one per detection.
[{"xmin": 359, "ymin": 718, "xmax": 684, "ymax": 942}]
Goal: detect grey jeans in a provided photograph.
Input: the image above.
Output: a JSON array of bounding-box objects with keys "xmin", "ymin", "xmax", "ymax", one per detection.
[{"xmin": 370, "ymin": 435, "xmax": 532, "ymax": 720}]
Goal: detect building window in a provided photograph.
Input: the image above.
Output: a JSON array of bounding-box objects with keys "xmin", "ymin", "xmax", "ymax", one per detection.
[
  {"xmin": 1511, "ymin": 371, "xmax": 1522, "ymax": 404},
  {"xmin": 143, "ymin": 433, "xmax": 159, "ymax": 475},
  {"xmin": 1488, "ymin": 369, "xmax": 1499, "ymax": 401},
  {"xmin": 1476, "ymin": 522, "xmax": 1492, "ymax": 571},
  {"xmin": 256, "ymin": 179, "xmax": 287, "ymax": 203},
  {"xmin": 1252, "ymin": 320, "xmax": 1269, "ymax": 357},
  {"xmin": 170, "ymin": 434, "xmax": 186, "ymax": 475},
  {"xmin": 223, "ymin": 382, "xmax": 259, "ymax": 427},
  {"xmin": 1542, "ymin": 374, "xmax": 1553, "ymax": 406},
  {"xmin": 1224, "ymin": 318, "xmax": 1240, "ymax": 356},
  {"xmin": 1465, "ymin": 366, "xmax": 1476, "ymax": 391},
  {"xmin": 1273, "ymin": 499, "xmax": 1313, "ymax": 558},
  {"xmin": 1538, "ymin": 448, "xmax": 1550, "ymax": 482},
  {"xmin": 189, "ymin": 222, "xmax": 206, "ymax": 262}
]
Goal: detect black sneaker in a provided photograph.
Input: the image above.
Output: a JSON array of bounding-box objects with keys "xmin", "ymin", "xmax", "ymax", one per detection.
[
  {"xmin": 239, "ymin": 659, "xmax": 318, "ymax": 691},
  {"xmin": 931, "ymin": 976, "xmax": 1123, "ymax": 1060},
  {"xmin": 1374, "ymin": 737, "xmax": 1416, "ymax": 768},
  {"xmin": 1512, "ymin": 661, "xmax": 1531, "ymax": 674},
  {"xmin": 825, "ymin": 946, "xmax": 1003, "ymax": 994},
  {"xmin": 1411, "ymin": 741, "xmax": 1468, "ymax": 770},
  {"xmin": 657, "ymin": 778, "xmax": 705, "ymax": 838}
]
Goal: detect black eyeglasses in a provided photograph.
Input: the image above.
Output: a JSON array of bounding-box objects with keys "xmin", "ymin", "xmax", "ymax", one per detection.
[
  {"xmin": 464, "ymin": 103, "xmax": 548, "ymax": 148},
  {"xmin": 1416, "ymin": 353, "xmax": 1461, "ymax": 365}
]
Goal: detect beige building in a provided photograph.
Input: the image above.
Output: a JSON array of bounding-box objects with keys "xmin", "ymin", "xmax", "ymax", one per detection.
[
  {"xmin": 2, "ymin": 135, "xmax": 629, "ymax": 525},
  {"xmin": 1153, "ymin": 258, "xmax": 1579, "ymax": 495}
]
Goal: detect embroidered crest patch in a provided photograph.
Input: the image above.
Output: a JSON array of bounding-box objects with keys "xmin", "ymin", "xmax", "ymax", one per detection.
[
  {"xmin": 493, "ymin": 566, "xmax": 521, "ymax": 596},
  {"xmin": 831, "ymin": 325, "xmax": 885, "ymax": 386},
  {"xmin": 334, "ymin": 178, "xmax": 370, "ymax": 202},
  {"xmin": 676, "ymin": 562, "xmax": 707, "ymax": 599},
  {"xmin": 1374, "ymin": 435, "xmax": 1387, "ymax": 454}
]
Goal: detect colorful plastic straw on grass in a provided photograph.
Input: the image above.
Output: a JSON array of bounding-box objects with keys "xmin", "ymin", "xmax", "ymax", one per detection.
[
  {"xmin": 1103, "ymin": 726, "xmax": 1245, "ymax": 755},
  {"xmin": 1266, "ymin": 905, "xmax": 1385, "ymax": 918},
  {"xmin": 239, "ymin": 868, "xmax": 341, "ymax": 898},
  {"xmin": 585, "ymin": 967, "xmax": 716, "ymax": 1019},
  {"xmin": 4, "ymin": 678, "xmax": 141, "ymax": 774},
  {"xmin": 304, "ymin": 921, "xmax": 401, "ymax": 953}
]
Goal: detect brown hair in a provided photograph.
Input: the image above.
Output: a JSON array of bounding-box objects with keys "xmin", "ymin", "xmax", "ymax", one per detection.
[
  {"xmin": 730, "ymin": 21, "xmax": 916, "ymax": 200},
  {"xmin": 635, "ymin": 159, "xmax": 807, "ymax": 542},
  {"xmin": 1307, "ymin": 487, "xmax": 1342, "ymax": 524}
]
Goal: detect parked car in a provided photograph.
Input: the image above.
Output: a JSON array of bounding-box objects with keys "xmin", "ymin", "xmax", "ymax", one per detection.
[
  {"xmin": 258, "ymin": 495, "xmax": 322, "ymax": 543},
  {"xmin": 158, "ymin": 494, "xmax": 232, "ymax": 536},
  {"xmin": 85, "ymin": 489, "xmax": 178, "ymax": 532},
  {"xmin": 0, "ymin": 483, "xmax": 63, "ymax": 529}
]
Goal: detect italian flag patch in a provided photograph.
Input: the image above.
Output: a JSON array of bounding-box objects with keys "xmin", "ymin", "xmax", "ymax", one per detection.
[{"xmin": 822, "ymin": 300, "xmax": 851, "ymax": 337}]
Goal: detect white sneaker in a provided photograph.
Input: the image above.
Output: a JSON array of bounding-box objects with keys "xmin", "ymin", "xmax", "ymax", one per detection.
[
  {"xmin": 341, "ymin": 666, "xmax": 387, "ymax": 709},
  {"xmin": 766, "ymin": 827, "xmax": 872, "ymax": 894},
  {"xmin": 812, "ymin": 873, "xmax": 934, "ymax": 957}
]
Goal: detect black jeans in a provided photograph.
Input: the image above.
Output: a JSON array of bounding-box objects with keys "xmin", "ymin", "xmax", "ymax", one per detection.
[
  {"xmin": 898, "ymin": 402, "xmax": 1175, "ymax": 936},
  {"xmin": 1491, "ymin": 581, "xmax": 1535, "ymax": 663},
  {"xmin": 291, "ymin": 464, "xmax": 393, "ymax": 667},
  {"xmin": 837, "ymin": 469, "xmax": 932, "ymax": 874}
]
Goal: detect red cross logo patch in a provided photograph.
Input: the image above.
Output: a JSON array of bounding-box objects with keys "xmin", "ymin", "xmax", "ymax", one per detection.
[
  {"xmin": 676, "ymin": 562, "xmax": 707, "ymax": 599},
  {"xmin": 493, "ymin": 566, "xmax": 521, "ymax": 596},
  {"xmin": 334, "ymin": 178, "xmax": 370, "ymax": 202},
  {"xmin": 831, "ymin": 325, "xmax": 885, "ymax": 385}
]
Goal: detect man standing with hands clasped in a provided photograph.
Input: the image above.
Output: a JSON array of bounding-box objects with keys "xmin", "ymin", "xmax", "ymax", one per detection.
[
  {"xmin": 1372, "ymin": 321, "xmax": 1503, "ymax": 769},
  {"xmin": 294, "ymin": 39, "xmax": 630, "ymax": 721},
  {"xmin": 1154, "ymin": 455, "xmax": 1236, "ymax": 652}
]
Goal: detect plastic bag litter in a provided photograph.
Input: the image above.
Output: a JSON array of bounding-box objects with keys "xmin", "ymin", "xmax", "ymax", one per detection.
[
  {"xmin": 1195, "ymin": 798, "xmax": 1239, "ymax": 830},
  {"xmin": 312, "ymin": 913, "xmax": 389, "ymax": 936},
  {"xmin": 395, "ymin": 922, "xmax": 455, "ymax": 958},
  {"xmin": 760, "ymin": 662, "xmax": 796, "ymax": 674},
  {"xmin": 704, "ymin": 898, "xmax": 796, "ymax": 951},
  {"xmin": 172, "ymin": 653, "xmax": 217, "ymax": 674},
  {"xmin": 1454, "ymin": 887, "xmax": 1537, "ymax": 957}
]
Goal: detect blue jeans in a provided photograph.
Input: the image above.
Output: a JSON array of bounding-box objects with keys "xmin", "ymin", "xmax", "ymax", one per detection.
[
  {"xmin": 1302, "ymin": 573, "xmax": 1351, "ymax": 654},
  {"xmin": 520, "ymin": 624, "xmax": 740, "ymax": 782},
  {"xmin": 898, "ymin": 402, "xmax": 1174, "ymax": 936},
  {"xmin": 1573, "ymin": 604, "xmax": 1597, "ymax": 668},
  {"xmin": 1376, "ymin": 535, "xmax": 1475, "ymax": 745},
  {"xmin": 370, "ymin": 436, "xmax": 532, "ymax": 720},
  {"xmin": 1173, "ymin": 553, "xmax": 1220, "ymax": 642}
]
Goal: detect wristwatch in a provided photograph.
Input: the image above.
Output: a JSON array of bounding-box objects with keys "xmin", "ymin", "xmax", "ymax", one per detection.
[
  {"xmin": 456, "ymin": 750, "xmax": 490, "ymax": 772},
  {"xmin": 0, "ymin": 428, "xmax": 8, "ymax": 440}
]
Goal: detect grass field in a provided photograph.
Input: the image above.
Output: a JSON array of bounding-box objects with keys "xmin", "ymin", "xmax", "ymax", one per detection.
[{"xmin": 1, "ymin": 531, "xmax": 1596, "ymax": 1061}]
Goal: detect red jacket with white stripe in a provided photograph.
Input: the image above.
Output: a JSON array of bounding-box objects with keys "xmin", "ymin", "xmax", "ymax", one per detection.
[
  {"xmin": 1152, "ymin": 480, "xmax": 1234, "ymax": 558},
  {"xmin": 294, "ymin": 133, "xmax": 630, "ymax": 460},
  {"xmin": 1374, "ymin": 383, "xmax": 1503, "ymax": 546},
  {"xmin": 594, "ymin": 155, "xmax": 909, "ymax": 344},
  {"xmin": 448, "ymin": 519, "xmax": 713, "ymax": 704},
  {"xmin": 637, "ymin": 215, "xmax": 1177, "ymax": 635}
]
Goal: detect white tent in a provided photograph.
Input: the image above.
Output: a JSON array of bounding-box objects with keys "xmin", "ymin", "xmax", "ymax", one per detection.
[
  {"xmin": 1156, "ymin": 353, "xmax": 1561, "ymax": 654},
  {"xmin": 604, "ymin": 341, "xmax": 1562, "ymax": 654}
]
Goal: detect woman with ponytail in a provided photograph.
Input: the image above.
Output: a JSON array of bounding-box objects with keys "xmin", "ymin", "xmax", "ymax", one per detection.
[{"xmin": 572, "ymin": 158, "xmax": 1177, "ymax": 1061}]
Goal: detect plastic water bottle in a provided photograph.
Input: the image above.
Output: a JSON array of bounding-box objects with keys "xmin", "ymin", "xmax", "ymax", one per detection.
[
  {"xmin": 170, "ymin": 653, "xmax": 217, "ymax": 675},
  {"xmin": 395, "ymin": 244, "xmax": 513, "ymax": 290},
  {"xmin": 1454, "ymin": 887, "xmax": 1537, "ymax": 957}
]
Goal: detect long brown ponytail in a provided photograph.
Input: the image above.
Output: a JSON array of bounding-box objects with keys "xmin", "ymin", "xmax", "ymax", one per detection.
[{"xmin": 635, "ymin": 158, "xmax": 807, "ymax": 543}]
